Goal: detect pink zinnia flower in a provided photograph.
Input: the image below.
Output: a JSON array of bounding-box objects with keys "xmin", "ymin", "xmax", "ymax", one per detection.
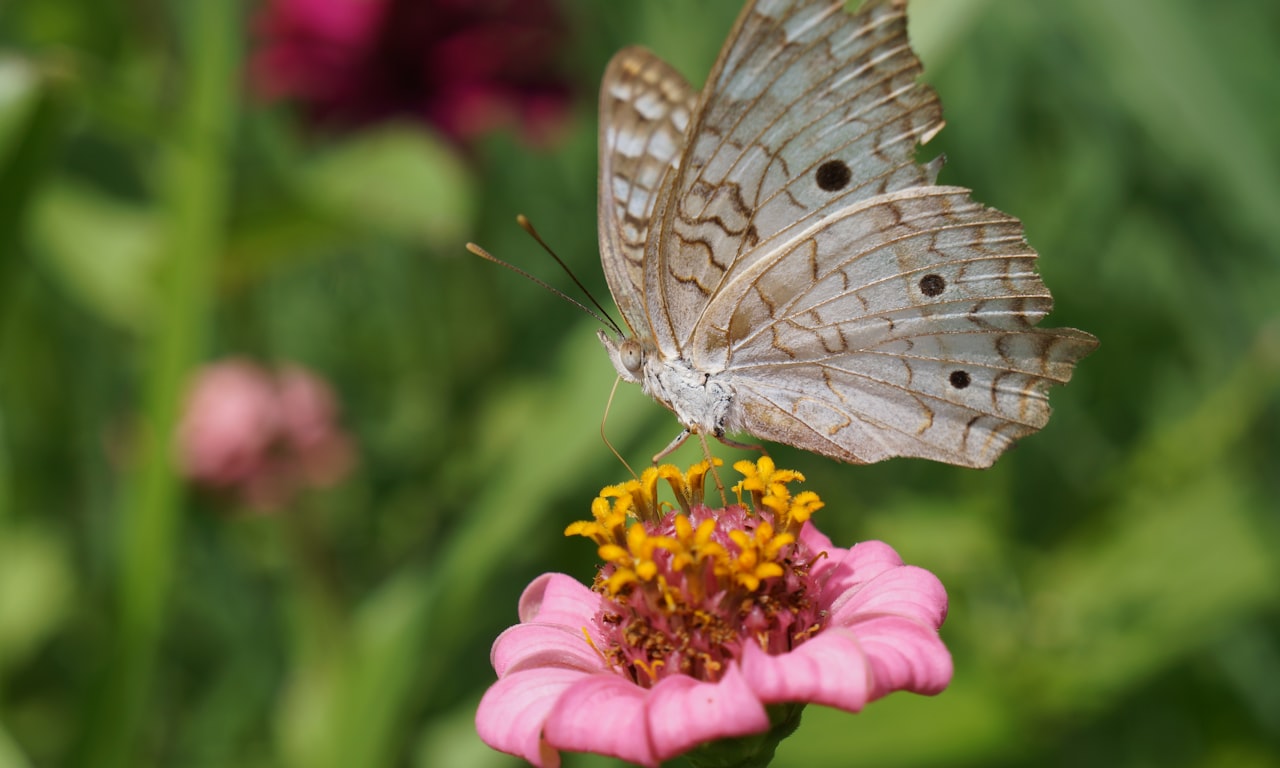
[
  {"xmin": 250, "ymin": 0, "xmax": 571, "ymax": 144},
  {"xmin": 477, "ymin": 458, "xmax": 952, "ymax": 767},
  {"xmin": 176, "ymin": 358, "xmax": 354, "ymax": 510}
]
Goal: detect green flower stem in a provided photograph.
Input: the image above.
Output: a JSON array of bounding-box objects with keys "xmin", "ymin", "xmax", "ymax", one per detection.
[{"xmin": 78, "ymin": 2, "xmax": 238, "ymax": 766}]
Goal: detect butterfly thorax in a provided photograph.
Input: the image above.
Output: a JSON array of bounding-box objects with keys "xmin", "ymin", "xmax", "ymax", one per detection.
[{"xmin": 598, "ymin": 330, "xmax": 734, "ymax": 437}]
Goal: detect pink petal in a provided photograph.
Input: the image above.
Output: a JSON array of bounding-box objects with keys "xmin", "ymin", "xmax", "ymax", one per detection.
[
  {"xmin": 827, "ymin": 565, "xmax": 948, "ymax": 630},
  {"xmin": 738, "ymin": 631, "xmax": 872, "ymax": 712},
  {"xmin": 544, "ymin": 673, "xmax": 658, "ymax": 767},
  {"xmin": 491, "ymin": 623, "xmax": 605, "ymax": 677},
  {"xmin": 646, "ymin": 664, "xmax": 770, "ymax": 761},
  {"xmin": 477, "ymin": 667, "xmax": 588, "ymax": 768},
  {"xmin": 518, "ymin": 573, "xmax": 601, "ymax": 627},
  {"xmin": 797, "ymin": 521, "xmax": 834, "ymax": 555},
  {"xmin": 847, "ymin": 615, "xmax": 953, "ymax": 698},
  {"xmin": 816, "ymin": 539, "xmax": 906, "ymax": 597}
]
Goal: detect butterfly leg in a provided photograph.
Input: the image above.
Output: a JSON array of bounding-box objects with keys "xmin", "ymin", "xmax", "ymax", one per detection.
[
  {"xmin": 713, "ymin": 432, "xmax": 769, "ymax": 457},
  {"xmin": 651, "ymin": 428, "xmax": 691, "ymax": 464},
  {"xmin": 695, "ymin": 432, "xmax": 730, "ymax": 506}
]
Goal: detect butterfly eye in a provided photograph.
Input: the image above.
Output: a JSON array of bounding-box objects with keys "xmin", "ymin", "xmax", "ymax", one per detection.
[
  {"xmin": 815, "ymin": 159, "xmax": 852, "ymax": 191},
  {"xmin": 619, "ymin": 339, "xmax": 644, "ymax": 375}
]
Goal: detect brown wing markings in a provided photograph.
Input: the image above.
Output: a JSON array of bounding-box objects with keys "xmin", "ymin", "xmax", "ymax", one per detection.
[
  {"xmin": 728, "ymin": 309, "xmax": 753, "ymax": 347},
  {"xmin": 738, "ymin": 368, "xmax": 987, "ymax": 465},
  {"xmin": 817, "ymin": 322, "xmax": 849, "ymax": 355},
  {"xmin": 738, "ymin": 395, "xmax": 868, "ymax": 465},
  {"xmin": 961, "ymin": 413, "xmax": 982, "ymax": 456},
  {"xmin": 880, "ymin": 331, "xmax": 1083, "ymax": 382},
  {"xmin": 731, "ymin": 55, "xmax": 941, "ymax": 262},
  {"xmin": 769, "ymin": 324, "xmax": 801, "ymax": 360},
  {"xmin": 682, "ymin": 179, "xmax": 756, "ymax": 241},
  {"xmin": 784, "ymin": 293, "xmax": 1054, "ymax": 346},
  {"xmin": 724, "ymin": 235, "xmax": 818, "ymax": 343},
  {"xmin": 696, "ymin": 2, "xmax": 924, "ymax": 209},
  {"xmin": 990, "ymin": 369, "xmax": 1011, "ymax": 412},
  {"xmin": 993, "ymin": 332, "xmax": 1015, "ymax": 367},
  {"xmin": 683, "ymin": 0, "xmax": 938, "ymax": 266},
  {"xmin": 737, "ymin": 352, "xmax": 1058, "ymax": 431},
  {"xmin": 745, "ymin": 329, "xmax": 1086, "ymax": 383},
  {"xmin": 668, "ymin": 234, "xmax": 723, "ymax": 297},
  {"xmin": 729, "ymin": 210, "xmax": 1041, "ymax": 352},
  {"xmin": 787, "ymin": 392, "xmax": 853, "ymax": 438},
  {"xmin": 820, "ymin": 365, "xmax": 847, "ymax": 405},
  {"xmin": 675, "ymin": 1, "xmax": 947, "ymax": 351},
  {"xmin": 735, "ymin": 36, "xmax": 940, "ymax": 221},
  {"xmin": 599, "ymin": 47, "xmax": 697, "ymax": 333},
  {"xmin": 914, "ymin": 391, "xmax": 935, "ymax": 435},
  {"xmin": 769, "ymin": 221, "xmax": 1042, "ymax": 322}
]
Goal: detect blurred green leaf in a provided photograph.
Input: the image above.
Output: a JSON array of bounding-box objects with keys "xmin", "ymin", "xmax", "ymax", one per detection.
[
  {"xmin": 1023, "ymin": 467, "xmax": 1275, "ymax": 715},
  {"xmin": 415, "ymin": 701, "xmax": 524, "ymax": 768},
  {"xmin": 0, "ymin": 723, "xmax": 34, "ymax": 768},
  {"xmin": 31, "ymin": 180, "xmax": 160, "ymax": 331},
  {"xmin": 0, "ymin": 58, "xmax": 42, "ymax": 157},
  {"xmin": 0, "ymin": 53, "xmax": 70, "ymax": 309},
  {"xmin": 300, "ymin": 125, "xmax": 476, "ymax": 248},
  {"xmin": 908, "ymin": 0, "xmax": 992, "ymax": 62},
  {"xmin": 0, "ymin": 526, "xmax": 74, "ymax": 675},
  {"xmin": 1022, "ymin": 341, "xmax": 1280, "ymax": 714},
  {"xmin": 775, "ymin": 679, "xmax": 1016, "ymax": 767},
  {"xmin": 1079, "ymin": 0, "xmax": 1280, "ymax": 244}
]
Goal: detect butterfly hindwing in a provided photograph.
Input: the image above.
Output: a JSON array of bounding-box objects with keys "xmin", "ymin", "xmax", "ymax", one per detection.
[
  {"xmin": 713, "ymin": 188, "xmax": 1098, "ymax": 467},
  {"xmin": 598, "ymin": 47, "xmax": 697, "ymax": 335}
]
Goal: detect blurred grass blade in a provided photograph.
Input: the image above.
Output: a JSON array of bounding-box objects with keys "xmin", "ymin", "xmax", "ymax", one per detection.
[{"xmin": 76, "ymin": 1, "xmax": 239, "ymax": 766}]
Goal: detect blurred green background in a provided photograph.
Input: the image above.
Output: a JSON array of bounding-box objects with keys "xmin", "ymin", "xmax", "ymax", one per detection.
[{"xmin": 1, "ymin": 0, "xmax": 1278, "ymax": 766}]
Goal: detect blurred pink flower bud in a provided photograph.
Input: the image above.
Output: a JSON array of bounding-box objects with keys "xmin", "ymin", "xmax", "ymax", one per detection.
[{"xmin": 176, "ymin": 359, "xmax": 354, "ymax": 510}]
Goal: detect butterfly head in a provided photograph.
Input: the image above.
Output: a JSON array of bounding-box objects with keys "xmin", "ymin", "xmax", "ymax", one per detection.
[
  {"xmin": 618, "ymin": 339, "xmax": 644, "ymax": 376},
  {"xmin": 597, "ymin": 329, "xmax": 645, "ymax": 385}
]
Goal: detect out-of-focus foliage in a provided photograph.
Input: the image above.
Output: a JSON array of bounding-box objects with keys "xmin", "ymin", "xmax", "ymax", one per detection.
[{"xmin": 0, "ymin": 0, "xmax": 1277, "ymax": 767}]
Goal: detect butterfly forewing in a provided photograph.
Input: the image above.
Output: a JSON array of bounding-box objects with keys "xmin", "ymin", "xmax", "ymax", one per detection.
[
  {"xmin": 598, "ymin": 47, "xmax": 697, "ymax": 334},
  {"xmin": 650, "ymin": 0, "xmax": 944, "ymax": 353},
  {"xmin": 599, "ymin": 0, "xmax": 1097, "ymax": 468}
]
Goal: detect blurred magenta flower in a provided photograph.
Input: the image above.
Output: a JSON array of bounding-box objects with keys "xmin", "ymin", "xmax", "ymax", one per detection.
[
  {"xmin": 477, "ymin": 458, "xmax": 952, "ymax": 767},
  {"xmin": 250, "ymin": 0, "xmax": 571, "ymax": 144},
  {"xmin": 176, "ymin": 358, "xmax": 354, "ymax": 510}
]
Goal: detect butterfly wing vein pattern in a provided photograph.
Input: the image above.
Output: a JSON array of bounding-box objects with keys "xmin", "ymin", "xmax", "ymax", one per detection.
[
  {"xmin": 598, "ymin": 0, "xmax": 1097, "ymax": 468},
  {"xmin": 598, "ymin": 48, "xmax": 697, "ymax": 330}
]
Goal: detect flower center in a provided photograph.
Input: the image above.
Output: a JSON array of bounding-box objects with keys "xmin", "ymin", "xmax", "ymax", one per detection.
[{"xmin": 566, "ymin": 458, "xmax": 827, "ymax": 687}]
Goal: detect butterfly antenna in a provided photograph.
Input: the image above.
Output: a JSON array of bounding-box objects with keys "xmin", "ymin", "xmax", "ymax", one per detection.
[
  {"xmin": 517, "ymin": 215, "xmax": 626, "ymax": 338},
  {"xmin": 466, "ymin": 241, "xmax": 618, "ymax": 330},
  {"xmin": 602, "ymin": 375, "xmax": 639, "ymax": 481}
]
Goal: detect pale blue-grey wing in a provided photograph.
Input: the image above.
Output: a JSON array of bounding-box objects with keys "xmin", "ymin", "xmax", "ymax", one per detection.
[
  {"xmin": 598, "ymin": 46, "xmax": 697, "ymax": 335},
  {"xmin": 713, "ymin": 187, "xmax": 1097, "ymax": 467},
  {"xmin": 648, "ymin": 0, "xmax": 943, "ymax": 352}
]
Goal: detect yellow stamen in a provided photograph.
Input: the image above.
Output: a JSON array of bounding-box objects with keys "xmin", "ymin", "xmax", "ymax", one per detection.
[{"xmin": 633, "ymin": 656, "xmax": 665, "ymax": 684}]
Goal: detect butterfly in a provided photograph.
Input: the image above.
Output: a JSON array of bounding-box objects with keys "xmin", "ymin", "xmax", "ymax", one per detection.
[{"xmin": 596, "ymin": 0, "xmax": 1098, "ymax": 468}]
